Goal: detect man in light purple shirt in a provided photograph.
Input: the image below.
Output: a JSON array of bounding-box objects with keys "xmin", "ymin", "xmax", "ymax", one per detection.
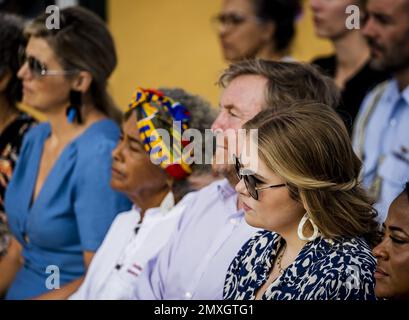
[{"xmin": 134, "ymin": 60, "xmax": 340, "ymax": 300}]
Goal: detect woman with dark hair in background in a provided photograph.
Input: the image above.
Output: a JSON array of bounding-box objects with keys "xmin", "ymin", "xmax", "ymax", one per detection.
[
  {"xmin": 214, "ymin": 0, "xmax": 301, "ymax": 62},
  {"xmin": 0, "ymin": 13, "xmax": 36, "ymax": 259},
  {"xmin": 0, "ymin": 7, "xmax": 131, "ymax": 299},
  {"xmin": 310, "ymin": 0, "xmax": 389, "ymax": 131}
]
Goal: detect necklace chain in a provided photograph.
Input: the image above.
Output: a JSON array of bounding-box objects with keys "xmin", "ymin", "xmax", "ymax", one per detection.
[{"xmin": 276, "ymin": 243, "xmax": 287, "ymax": 274}]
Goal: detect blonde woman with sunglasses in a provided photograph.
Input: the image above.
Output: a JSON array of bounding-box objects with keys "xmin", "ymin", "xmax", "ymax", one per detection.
[{"xmin": 225, "ymin": 102, "xmax": 380, "ymax": 300}]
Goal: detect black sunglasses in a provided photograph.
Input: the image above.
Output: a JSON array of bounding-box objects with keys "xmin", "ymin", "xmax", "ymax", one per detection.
[
  {"xmin": 234, "ymin": 155, "xmax": 285, "ymax": 200},
  {"xmin": 19, "ymin": 50, "xmax": 78, "ymax": 77},
  {"xmin": 211, "ymin": 13, "xmax": 262, "ymax": 29}
]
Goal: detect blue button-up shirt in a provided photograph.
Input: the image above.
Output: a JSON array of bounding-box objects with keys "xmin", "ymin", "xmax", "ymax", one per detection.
[
  {"xmin": 133, "ymin": 179, "xmax": 259, "ymax": 300},
  {"xmin": 353, "ymin": 79, "xmax": 409, "ymax": 222}
]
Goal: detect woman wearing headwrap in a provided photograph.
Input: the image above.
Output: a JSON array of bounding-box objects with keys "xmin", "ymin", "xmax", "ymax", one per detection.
[{"xmin": 70, "ymin": 87, "xmax": 217, "ymax": 300}]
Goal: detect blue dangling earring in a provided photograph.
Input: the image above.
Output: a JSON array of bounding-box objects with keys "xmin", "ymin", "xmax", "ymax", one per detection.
[{"xmin": 66, "ymin": 90, "xmax": 83, "ymax": 124}]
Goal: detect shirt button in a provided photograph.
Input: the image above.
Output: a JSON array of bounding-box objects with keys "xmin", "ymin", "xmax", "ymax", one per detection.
[
  {"xmin": 23, "ymin": 234, "xmax": 30, "ymax": 245},
  {"xmin": 184, "ymin": 292, "xmax": 192, "ymax": 299},
  {"xmin": 390, "ymin": 118, "xmax": 397, "ymax": 127},
  {"xmin": 230, "ymin": 218, "xmax": 238, "ymax": 225}
]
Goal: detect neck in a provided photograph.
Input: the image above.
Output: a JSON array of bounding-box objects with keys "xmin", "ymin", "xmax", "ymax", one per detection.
[
  {"xmin": 395, "ymin": 67, "xmax": 409, "ymax": 92},
  {"xmin": 46, "ymin": 102, "xmax": 104, "ymax": 143},
  {"xmin": 278, "ymin": 220, "xmax": 310, "ymax": 266},
  {"xmin": 0, "ymin": 97, "xmax": 19, "ymax": 134},
  {"xmin": 171, "ymin": 184, "xmax": 185, "ymax": 206},
  {"xmin": 256, "ymin": 44, "xmax": 286, "ymax": 62},
  {"xmin": 333, "ymin": 31, "xmax": 370, "ymax": 71},
  {"xmin": 130, "ymin": 186, "xmax": 170, "ymax": 221}
]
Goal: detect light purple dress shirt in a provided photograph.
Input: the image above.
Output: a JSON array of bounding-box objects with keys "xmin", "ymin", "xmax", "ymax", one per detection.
[{"xmin": 133, "ymin": 178, "xmax": 259, "ymax": 300}]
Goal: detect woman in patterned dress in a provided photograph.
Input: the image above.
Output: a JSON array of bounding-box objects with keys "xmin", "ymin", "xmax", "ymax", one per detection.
[
  {"xmin": 0, "ymin": 13, "xmax": 36, "ymax": 259},
  {"xmin": 224, "ymin": 102, "xmax": 380, "ymax": 300}
]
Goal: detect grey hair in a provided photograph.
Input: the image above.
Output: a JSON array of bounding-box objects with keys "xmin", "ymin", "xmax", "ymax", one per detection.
[
  {"xmin": 218, "ymin": 59, "xmax": 340, "ymax": 111},
  {"xmin": 158, "ymin": 87, "xmax": 216, "ymax": 175},
  {"xmin": 158, "ymin": 87, "xmax": 217, "ymax": 198}
]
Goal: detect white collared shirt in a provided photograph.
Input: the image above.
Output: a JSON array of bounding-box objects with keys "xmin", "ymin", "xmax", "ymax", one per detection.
[
  {"xmin": 70, "ymin": 192, "xmax": 194, "ymax": 300},
  {"xmin": 134, "ymin": 179, "xmax": 259, "ymax": 300}
]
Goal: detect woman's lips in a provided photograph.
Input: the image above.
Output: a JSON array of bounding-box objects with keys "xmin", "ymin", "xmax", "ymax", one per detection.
[
  {"xmin": 374, "ymin": 267, "xmax": 389, "ymax": 279},
  {"xmin": 111, "ymin": 167, "xmax": 126, "ymax": 179},
  {"xmin": 22, "ymin": 84, "xmax": 33, "ymax": 95},
  {"xmin": 242, "ymin": 201, "xmax": 253, "ymax": 212},
  {"xmin": 313, "ymin": 16, "xmax": 324, "ymax": 26}
]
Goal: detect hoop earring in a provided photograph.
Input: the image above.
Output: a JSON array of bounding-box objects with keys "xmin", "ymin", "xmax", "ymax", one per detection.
[
  {"xmin": 66, "ymin": 90, "xmax": 83, "ymax": 124},
  {"xmin": 297, "ymin": 213, "xmax": 319, "ymax": 242}
]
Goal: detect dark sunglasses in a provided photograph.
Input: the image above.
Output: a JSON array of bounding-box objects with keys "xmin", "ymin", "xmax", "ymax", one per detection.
[
  {"xmin": 211, "ymin": 13, "xmax": 261, "ymax": 29},
  {"xmin": 19, "ymin": 50, "xmax": 78, "ymax": 77},
  {"xmin": 234, "ymin": 155, "xmax": 285, "ymax": 200}
]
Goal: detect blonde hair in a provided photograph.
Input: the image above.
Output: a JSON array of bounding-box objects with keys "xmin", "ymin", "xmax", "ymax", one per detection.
[{"xmin": 244, "ymin": 102, "xmax": 380, "ymax": 246}]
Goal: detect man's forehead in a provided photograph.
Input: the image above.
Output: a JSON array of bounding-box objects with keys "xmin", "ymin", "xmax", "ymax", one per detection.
[
  {"xmin": 368, "ymin": 0, "xmax": 408, "ymax": 15},
  {"xmin": 387, "ymin": 195, "xmax": 409, "ymax": 228},
  {"xmin": 220, "ymin": 75, "xmax": 267, "ymax": 108}
]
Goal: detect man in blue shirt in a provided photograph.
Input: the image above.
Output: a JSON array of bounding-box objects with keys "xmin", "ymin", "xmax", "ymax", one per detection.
[
  {"xmin": 134, "ymin": 60, "xmax": 340, "ymax": 300},
  {"xmin": 353, "ymin": 0, "xmax": 409, "ymax": 222}
]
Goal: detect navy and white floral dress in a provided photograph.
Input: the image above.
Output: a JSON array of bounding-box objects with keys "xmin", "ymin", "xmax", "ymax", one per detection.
[{"xmin": 224, "ymin": 231, "xmax": 376, "ymax": 300}]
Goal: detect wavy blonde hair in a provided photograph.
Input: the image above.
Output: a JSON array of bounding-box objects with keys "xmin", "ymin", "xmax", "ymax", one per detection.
[{"xmin": 243, "ymin": 102, "xmax": 380, "ymax": 246}]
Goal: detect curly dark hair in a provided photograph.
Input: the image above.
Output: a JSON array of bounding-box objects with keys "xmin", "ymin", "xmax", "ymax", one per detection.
[
  {"xmin": 0, "ymin": 13, "xmax": 25, "ymax": 109},
  {"xmin": 252, "ymin": 0, "xmax": 301, "ymax": 53}
]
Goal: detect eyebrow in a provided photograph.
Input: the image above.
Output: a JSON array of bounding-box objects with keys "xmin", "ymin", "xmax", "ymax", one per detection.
[
  {"xmin": 383, "ymin": 223, "xmax": 409, "ymax": 237},
  {"xmin": 241, "ymin": 168, "xmax": 266, "ymax": 181},
  {"xmin": 253, "ymin": 173, "xmax": 266, "ymax": 181},
  {"xmin": 371, "ymin": 12, "xmax": 393, "ymax": 23},
  {"xmin": 389, "ymin": 226, "xmax": 409, "ymax": 237},
  {"xmin": 127, "ymin": 135, "xmax": 142, "ymax": 146},
  {"xmin": 121, "ymin": 130, "xmax": 142, "ymax": 145},
  {"xmin": 221, "ymin": 103, "xmax": 242, "ymax": 116}
]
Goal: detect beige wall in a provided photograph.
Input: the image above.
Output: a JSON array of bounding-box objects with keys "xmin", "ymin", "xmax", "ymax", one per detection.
[
  {"xmin": 108, "ymin": 0, "xmax": 333, "ymax": 109},
  {"xmin": 21, "ymin": 0, "xmax": 333, "ymax": 119}
]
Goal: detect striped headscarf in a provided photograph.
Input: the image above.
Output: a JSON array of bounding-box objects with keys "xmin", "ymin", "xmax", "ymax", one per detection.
[{"xmin": 128, "ymin": 87, "xmax": 192, "ymax": 180}]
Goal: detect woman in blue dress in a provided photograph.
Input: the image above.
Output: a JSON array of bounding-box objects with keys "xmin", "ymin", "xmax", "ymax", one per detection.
[
  {"xmin": 0, "ymin": 7, "xmax": 131, "ymax": 299},
  {"xmin": 224, "ymin": 102, "xmax": 380, "ymax": 300}
]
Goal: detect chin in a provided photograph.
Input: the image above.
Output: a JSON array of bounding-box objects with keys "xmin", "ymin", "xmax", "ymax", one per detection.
[
  {"xmin": 23, "ymin": 100, "xmax": 48, "ymax": 113},
  {"xmin": 375, "ymin": 286, "xmax": 392, "ymax": 300},
  {"xmin": 223, "ymin": 52, "xmax": 240, "ymax": 63},
  {"xmin": 243, "ymin": 212, "xmax": 261, "ymax": 228},
  {"xmin": 110, "ymin": 179, "xmax": 126, "ymax": 193}
]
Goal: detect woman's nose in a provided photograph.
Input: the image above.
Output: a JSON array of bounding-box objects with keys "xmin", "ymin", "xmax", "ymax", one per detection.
[
  {"xmin": 235, "ymin": 177, "xmax": 248, "ymax": 196},
  {"xmin": 112, "ymin": 141, "xmax": 124, "ymax": 162},
  {"xmin": 372, "ymin": 239, "xmax": 389, "ymax": 260},
  {"xmin": 17, "ymin": 61, "xmax": 30, "ymax": 80}
]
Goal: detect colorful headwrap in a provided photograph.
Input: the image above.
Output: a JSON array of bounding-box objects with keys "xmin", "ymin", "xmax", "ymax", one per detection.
[{"xmin": 128, "ymin": 88, "xmax": 192, "ymax": 180}]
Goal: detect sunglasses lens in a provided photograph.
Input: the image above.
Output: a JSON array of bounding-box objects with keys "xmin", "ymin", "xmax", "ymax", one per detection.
[
  {"xmin": 30, "ymin": 57, "xmax": 44, "ymax": 76},
  {"xmin": 244, "ymin": 175, "xmax": 258, "ymax": 200},
  {"xmin": 18, "ymin": 50, "xmax": 25, "ymax": 67},
  {"xmin": 234, "ymin": 157, "xmax": 241, "ymax": 180}
]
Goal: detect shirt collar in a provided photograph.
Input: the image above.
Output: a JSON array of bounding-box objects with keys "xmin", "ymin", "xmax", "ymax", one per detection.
[
  {"xmin": 134, "ymin": 191, "xmax": 175, "ymax": 220},
  {"xmin": 402, "ymin": 84, "xmax": 409, "ymax": 106},
  {"xmin": 386, "ymin": 79, "xmax": 409, "ymax": 106},
  {"xmin": 216, "ymin": 178, "xmax": 237, "ymax": 201}
]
